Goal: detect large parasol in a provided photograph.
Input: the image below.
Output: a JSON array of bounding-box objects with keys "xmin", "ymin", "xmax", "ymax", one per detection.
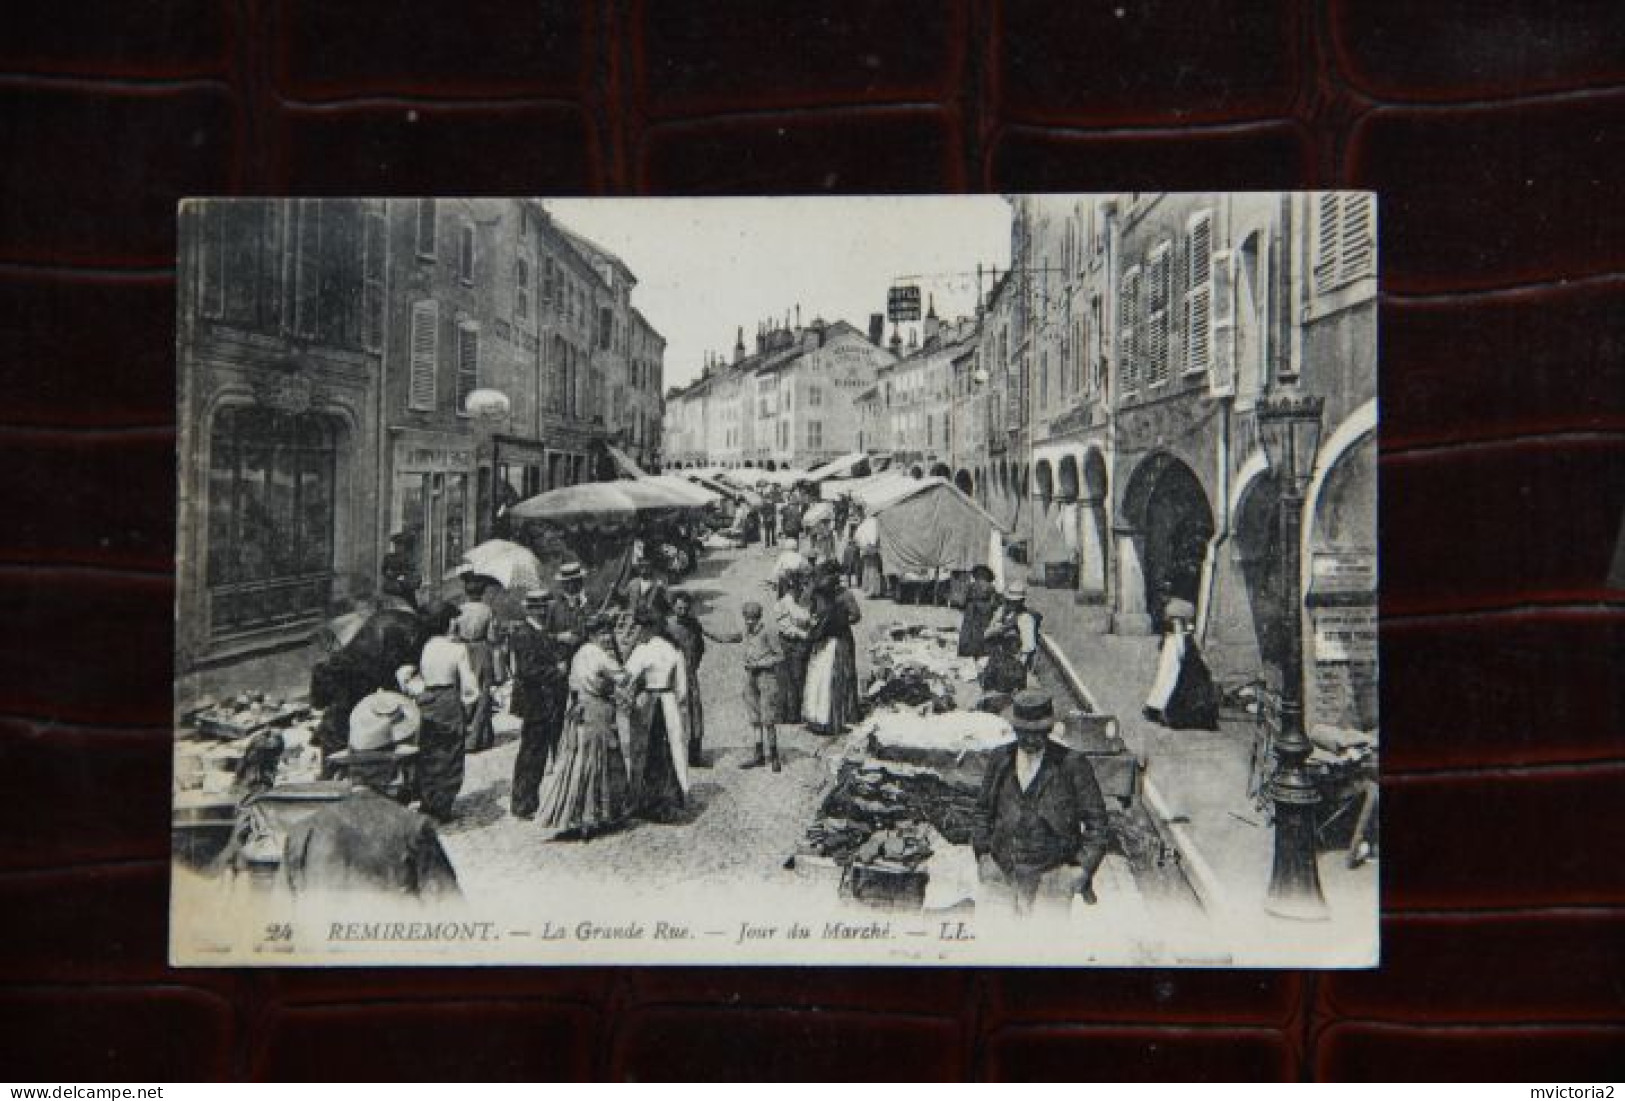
[{"xmin": 508, "ymin": 477, "xmax": 708, "ymax": 526}]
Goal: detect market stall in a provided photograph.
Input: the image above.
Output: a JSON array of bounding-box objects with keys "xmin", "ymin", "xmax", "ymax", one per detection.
[{"xmin": 790, "ymin": 622, "xmax": 1153, "ymax": 916}]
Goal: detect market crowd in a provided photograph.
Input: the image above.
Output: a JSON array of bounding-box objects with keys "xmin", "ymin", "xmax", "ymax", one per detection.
[{"xmin": 283, "ymin": 473, "xmax": 1192, "ymax": 913}]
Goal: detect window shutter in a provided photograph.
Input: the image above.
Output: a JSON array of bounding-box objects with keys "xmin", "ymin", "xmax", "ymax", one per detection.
[
  {"xmin": 459, "ymin": 226, "xmax": 475, "ymax": 283},
  {"xmin": 363, "ymin": 203, "xmax": 386, "ymax": 351},
  {"xmin": 1186, "ymin": 211, "xmax": 1213, "ymax": 375},
  {"xmin": 416, "ymin": 200, "xmax": 436, "ymax": 257},
  {"xmin": 457, "ymin": 324, "xmax": 480, "ymax": 412},
  {"xmin": 1119, "ymin": 266, "xmax": 1141, "ymax": 392},
  {"xmin": 1147, "ymin": 245, "xmax": 1171, "ymax": 386},
  {"xmin": 1313, "ymin": 192, "xmax": 1342, "ymax": 295},
  {"xmin": 408, "ymin": 300, "xmax": 439, "ymax": 411},
  {"xmin": 1340, "ymin": 193, "xmax": 1375, "ymax": 284},
  {"xmin": 197, "ymin": 202, "xmax": 225, "ymax": 318},
  {"xmin": 1209, "ymin": 249, "xmax": 1236, "ymax": 397},
  {"xmin": 294, "ymin": 199, "xmax": 321, "ymax": 339}
]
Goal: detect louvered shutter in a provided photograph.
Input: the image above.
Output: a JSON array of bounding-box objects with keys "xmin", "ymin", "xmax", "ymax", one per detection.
[
  {"xmin": 457, "ymin": 324, "xmax": 479, "ymax": 411},
  {"xmin": 415, "ymin": 199, "xmax": 436, "ymax": 257},
  {"xmin": 197, "ymin": 202, "xmax": 225, "ymax": 318},
  {"xmin": 362, "ymin": 203, "xmax": 387, "ymax": 351},
  {"xmin": 1313, "ymin": 192, "xmax": 1342, "ymax": 295},
  {"xmin": 1147, "ymin": 245, "xmax": 1170, "ymax": 386},
  {"xmin": 409, "ymin": 300, "xmax": 438, "ymax": 410},
  {"xmin": 1340, "ymin": 193, "xmax": 1375, "ymax": 284},
  {"xmin": 1120, "ymin": 266, "xmax": 1141, "ymax": 392},
  {"xmin": 1185, "ymin": 211, "xmax": 1213, "ymax": 376}
]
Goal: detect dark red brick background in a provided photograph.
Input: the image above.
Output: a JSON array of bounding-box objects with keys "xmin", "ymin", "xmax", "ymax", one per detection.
[{"xmin": 1, "ymin": 0, "xmax": 1622, "ymax": 1082}]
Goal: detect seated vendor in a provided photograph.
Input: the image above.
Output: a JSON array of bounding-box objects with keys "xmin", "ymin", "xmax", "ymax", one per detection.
[
  {"xmin": 282, "ymin": 692, "xmax": 460, "ymax": 899},
  {"xmin": 972, "ymin": 690, "xmax": 1109, "ymax": 919}
]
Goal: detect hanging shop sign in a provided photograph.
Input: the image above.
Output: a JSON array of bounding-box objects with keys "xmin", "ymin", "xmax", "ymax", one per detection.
[{"xmin": 887, "ymin": 285, "xmax": 921, "ymax": 322}]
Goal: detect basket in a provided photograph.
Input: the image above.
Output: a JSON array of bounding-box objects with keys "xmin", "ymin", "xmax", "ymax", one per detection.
[{"xmin": 844, "ymin": 862, "xmax": 928, "ymax": 910}]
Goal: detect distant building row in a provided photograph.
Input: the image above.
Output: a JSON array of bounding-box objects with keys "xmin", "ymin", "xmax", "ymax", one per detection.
[
  {"xmin": 666, "ymin": 193, "xmax": 1376, "ymax": 732},
  {"xmin": 663, "ymin": 314, "xmax": 897, "ymax": 470},
  {"xmin": 177, "ymin": 198, "xmax": 665, "ymax": 678}
]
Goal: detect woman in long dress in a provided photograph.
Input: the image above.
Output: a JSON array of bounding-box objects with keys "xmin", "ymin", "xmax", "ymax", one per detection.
[
  {"xmin": 1143, "ymin": 598, "xmax": 1219, "ymax": 730},
  {"xmin": 856, "ymin": 513, "xmax": 885, "ymax": 598},
  {"xmin": 400, "ymin": 602, "xmax": 480, "ymax": 822},
  {"xmin": 664, "ymin": 590, "xmax": 738, "ymax": 767},
  {"xmin": 621, "ymin": 610, "xmax": 690, "ymax": 822},
  {"xmin": 534, "ymin": 614, "xmax": 630, "ymax": 840},
  {"xmin": 802, "ymin": 562, "xmax": 863, "ymax": 735}
]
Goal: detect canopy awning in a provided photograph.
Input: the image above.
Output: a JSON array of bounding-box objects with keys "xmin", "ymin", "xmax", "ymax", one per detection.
[{"xmin": 806, "ymin": 451, "xmax": 872, "ymax": 483}]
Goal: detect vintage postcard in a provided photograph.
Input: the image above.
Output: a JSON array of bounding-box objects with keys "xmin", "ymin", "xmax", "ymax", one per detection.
[{"xmin": 170, "ymin": 194, "xmax": 1378, "ymax": 967}]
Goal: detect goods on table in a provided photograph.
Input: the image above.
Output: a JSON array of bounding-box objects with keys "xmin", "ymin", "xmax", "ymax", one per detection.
[
  {"xmin": 866, "ymin": 622, "xmax": 980, "ymax": 714},
  {"xmin": 191, "ymin": 693, "xmax": 309, "ymax": 740},
  {"xmin": 173, "ymin": 703, "xmax": 324, "ymax": 867}
]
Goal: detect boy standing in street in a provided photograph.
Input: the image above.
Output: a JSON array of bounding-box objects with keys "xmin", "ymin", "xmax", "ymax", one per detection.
[{"xmin": 737, "ymin": 601, "xmax": 785, "ymax": 772}]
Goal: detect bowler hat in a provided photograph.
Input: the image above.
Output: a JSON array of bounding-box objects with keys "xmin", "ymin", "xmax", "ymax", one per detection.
[
  {"xmin": 1010, "ymin": 689, "xmax": 1057, "ymax": 735},
  {"xmin": 1164, "ymin": 597, "xmax": 1196, "ymax": 621},
  {"xmin": 522, "ymin": 587, "xmax": 552, "ymax": 608},
  {"xmin": 555, "ymin": 561, "xmax": 585, "ymax": 583}
]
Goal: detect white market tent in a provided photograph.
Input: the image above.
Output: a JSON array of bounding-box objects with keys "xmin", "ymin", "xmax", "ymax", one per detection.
[
  {"xmin": 643, "ymin": 474, "xmax": 721, "ymax": 507},
  {"xmin": 852, "ymin": 475, "xmax": 1008, "ymax": 576}
]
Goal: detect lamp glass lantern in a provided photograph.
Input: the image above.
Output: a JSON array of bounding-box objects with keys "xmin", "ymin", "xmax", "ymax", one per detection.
[{"xmin": 1255, "ymin": 392, "xmax": 1325, "ymax": 497}]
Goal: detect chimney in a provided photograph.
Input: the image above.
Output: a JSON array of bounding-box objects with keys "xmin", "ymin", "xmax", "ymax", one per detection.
[
  {"xmin": 734, "ymin": 326, "xmax": 745, "ymax": 364},
  {"xmin": 924, "ymin": 294, "xmax": 940, "ymax": 347},
  {"xmin": 756, "ymin": 322, "xmax": 765, "ymax": 354},
  {"xmin": 889, "ymin": 325, "xmax": 903, "ymax": 355},
  {"xmin": 869, "ymin": 313, "xmax": 884, "ymax": 345}
]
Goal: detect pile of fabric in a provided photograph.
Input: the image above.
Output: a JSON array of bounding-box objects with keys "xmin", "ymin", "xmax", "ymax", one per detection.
[{"xmin": 866, "ymin": 623, "xmax": 980, "ymax": 714}]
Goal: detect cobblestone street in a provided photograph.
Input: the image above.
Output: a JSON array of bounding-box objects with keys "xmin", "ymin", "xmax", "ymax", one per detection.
[{"xmin": 440, "ymin": 543, "xmax": 891, "ymax": 901}]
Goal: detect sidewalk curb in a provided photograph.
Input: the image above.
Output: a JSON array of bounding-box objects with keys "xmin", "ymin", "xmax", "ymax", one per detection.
[{"xmin": 1038, "ymin": 628, "xmax": 1234, "ymax": 917}]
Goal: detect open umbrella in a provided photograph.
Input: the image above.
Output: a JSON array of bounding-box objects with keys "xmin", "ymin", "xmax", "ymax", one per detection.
[{"xmin": 447, "ymin": 539, "xmax": 545, "ymax": 591}]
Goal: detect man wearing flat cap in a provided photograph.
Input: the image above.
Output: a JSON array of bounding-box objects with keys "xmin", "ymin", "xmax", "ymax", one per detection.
[
  {"xmin": 507, "ymin": 588, "xmax": 569, "ymax": 820},
  {"xmin": 973, "ymin": 689, "xmax": 1110, "ymax": 918}
]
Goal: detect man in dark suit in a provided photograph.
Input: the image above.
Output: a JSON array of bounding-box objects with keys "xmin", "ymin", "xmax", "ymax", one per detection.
[
  {"xmin": 973, "ymin": 689, "xmax": 1111, "ymax": 918},
  {"xmin": 507, "ymin": 587, "xmax": 569, "ymax": 819}
]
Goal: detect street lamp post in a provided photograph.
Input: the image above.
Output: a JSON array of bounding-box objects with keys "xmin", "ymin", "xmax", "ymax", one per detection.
[{"xmin": 1255, "ymin": 390, "xmax": 1330, "ymax": 922}]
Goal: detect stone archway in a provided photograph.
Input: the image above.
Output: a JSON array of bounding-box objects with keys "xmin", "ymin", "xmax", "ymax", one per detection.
[
  {"xmin": 955, "ymin": 468, "xmax": 974, "ymax": 496},
  {"xmin": 1118, "ymin": 451, "xmax": 1216, "ymax": 632},
  {"xmin": 929, "ymin": 461, "xmax": 951, "ymax": 479}
]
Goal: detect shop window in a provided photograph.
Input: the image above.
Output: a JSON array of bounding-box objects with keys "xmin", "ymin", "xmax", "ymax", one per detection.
[{"xmin": 206, "ymin": 407, "xmax": 338, "ymax": 636}]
